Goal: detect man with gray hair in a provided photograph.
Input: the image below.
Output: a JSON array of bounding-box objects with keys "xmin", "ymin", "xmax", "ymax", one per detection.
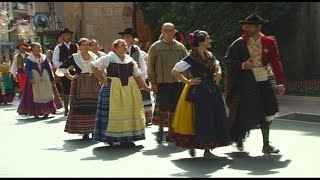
[{"xmin": 148, "ymin": 22, "xmax": 188, "ymax": 143}]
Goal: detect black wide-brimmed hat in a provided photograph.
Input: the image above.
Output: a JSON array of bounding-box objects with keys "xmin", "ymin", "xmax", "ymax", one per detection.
[
  {"xmin": 239, "ymin": 13, "xmax": 269, "ymax": 24},
  {"xmin": 59, "ymin": 28, "xmax": 74, "ymax": 36},
  {"xmin": 118, "ymin": 28, "xmax": 138, "ymax": 36}
]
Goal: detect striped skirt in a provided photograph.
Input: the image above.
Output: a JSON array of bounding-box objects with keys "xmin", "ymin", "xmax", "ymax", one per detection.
[
  {"xmin": 93, "ymin": 77, "xmax": 146, "ymax": 143},
  {"xmin": 64, "ymin": 73, "xmax": 100, "ymax": 134},
  {"xmin": 52, "ymin": 83, "xmax": 62, "ymax": 110},
  {"xmin": 141, "ymin": 90, "xmax": 153, "ymax": 124}
]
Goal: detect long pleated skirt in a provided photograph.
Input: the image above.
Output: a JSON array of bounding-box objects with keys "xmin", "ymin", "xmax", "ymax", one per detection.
[
  {"xmin": 64, "ymin": 73, "xmax": 100, "ymax": 134},
  {"xmin": 93, "ymin": 77, "xmax": 146, "ymax": 143}
]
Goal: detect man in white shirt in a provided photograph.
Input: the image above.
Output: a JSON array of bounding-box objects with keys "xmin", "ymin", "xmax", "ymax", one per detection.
[
  {"xmin": 52, "ymin": 28, "xmax": 79, "ymax": 116},
  {"xmin": 10, "ymin": 41, "xmax": 30, "ymax": 99}
]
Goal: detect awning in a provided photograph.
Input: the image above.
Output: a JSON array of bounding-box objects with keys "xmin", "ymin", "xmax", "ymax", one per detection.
[{"xmin": 0, "ymin": 41, "xmax": 15, "ymax": 49}]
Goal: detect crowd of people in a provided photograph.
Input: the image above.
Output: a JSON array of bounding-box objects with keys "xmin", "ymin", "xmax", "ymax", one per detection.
[{"xmin": 0, "ymin": 13, "xmax": 286, "ymax": 159}]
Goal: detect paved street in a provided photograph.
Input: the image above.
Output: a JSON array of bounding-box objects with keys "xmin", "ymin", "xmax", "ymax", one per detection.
[{"xmin": 0, "ymin": 96, "xmax": 320, "ymax": 177}]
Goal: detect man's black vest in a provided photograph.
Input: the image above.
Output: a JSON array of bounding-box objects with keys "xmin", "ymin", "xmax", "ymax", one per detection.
[{"xmin": 58, "ymin": 43, "xmax": 78, "ymax": 62}]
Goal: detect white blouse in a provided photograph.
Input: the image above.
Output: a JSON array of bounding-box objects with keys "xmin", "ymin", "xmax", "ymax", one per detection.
[
  {"xmin": 173, "ymin": 59, "xmax": 220, "ymax": 72},
  {"xmin": 91, "ymin": 51, "xmax": 141, "ymax": 77}
]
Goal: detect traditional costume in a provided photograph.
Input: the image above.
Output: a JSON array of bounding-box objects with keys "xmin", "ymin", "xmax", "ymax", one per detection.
[
  {"xmin": 17, "ymin": 53, "xmax": 56, "ymax": 117},
  {"xmin": 56, "ymin": 51, "xmax": 100, "ymax": 135},
  {"xmin": 0, "ymin": 61, "xmax": 14, "ymax": 104},
  {"xmin": 224, "ymin": 13, "xmax": 285, "ymax": 153},
  {"xmin": 52, "ymin": 28, "xmax": 78, "ymax": 116},
  {"xmin": 172, "ymin": 50, "xmax": 230, "ymax": 150},
  {"xmin": 119, "ymin": 28, "xmax": 153, "ymax": 125},
  {"xmin": 10, "ymin": 42, "xmax": 30, "ymax": 96},
  {"xmin": 92, "ymin": 51, "xmax": 146, "ymax": 144}
]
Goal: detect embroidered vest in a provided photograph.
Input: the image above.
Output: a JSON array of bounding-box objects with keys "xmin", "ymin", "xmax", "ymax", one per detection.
[{"xmin": 17, "ymin": 53, "xmax": 30, "ymax": 69}]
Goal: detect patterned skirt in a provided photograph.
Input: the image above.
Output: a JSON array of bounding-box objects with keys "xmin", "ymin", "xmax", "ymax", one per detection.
[
  {"xmin": 64, "ymin": 73, "xmax": 100, "ymax": 134},
  {"xmin": 93, "ymin": 77, "xmax": 146, "ymax": 143},
  {"xmin": 52, "ymin": 83, "xmax": 62, "ymax": 110},
  {"xmin": 141, "ymin": 90, "xmax": 153, "ymax": 124}
]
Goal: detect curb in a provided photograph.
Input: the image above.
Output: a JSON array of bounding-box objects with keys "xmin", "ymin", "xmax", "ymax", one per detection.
[{"xmin": 277, "ymin": 95, "xmax": 320, "ymax": 103}]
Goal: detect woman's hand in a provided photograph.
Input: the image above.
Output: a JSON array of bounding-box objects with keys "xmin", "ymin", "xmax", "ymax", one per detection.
[
  {"xmin": 188, "ymin": 77, "xmax": 202, "ymax": 85},
  {"xmin": 276, "ymin": 85, "xmax": 286, "ymax": 95},
  {"xmin": 71, "ymin": 74, "xmax": 78, "ymax": 80},
  {"xmin": 101, "ymin": 78, "xmax": 108, "ymax": 86},
  {"xmin": 151, "ymin": 83, "xmax": 158, "ymax": 93},
  {"xmin": 144, "ymin": 86, "xmax": 152, "ymax": 92}
]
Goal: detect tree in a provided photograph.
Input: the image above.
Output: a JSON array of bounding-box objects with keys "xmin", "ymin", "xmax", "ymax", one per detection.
[
  {"xmin": 137, "ymin": 2, "xmax": 299, "ymax": 89},
  {"xmin": 137, "ymin": 2, "xmax": 297, "ymax": 59}
]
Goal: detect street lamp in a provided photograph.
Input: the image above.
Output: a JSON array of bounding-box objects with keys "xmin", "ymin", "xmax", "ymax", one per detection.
[{"xmin": 33, "ymin": 14, "xmax": 49, "ymax": 47}]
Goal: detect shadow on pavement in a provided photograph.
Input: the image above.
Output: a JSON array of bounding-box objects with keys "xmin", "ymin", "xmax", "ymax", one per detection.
[
  {"xmin": 15, "ymin": 117, "xmax": 42, "ymax": 125},
  {"xmin": 0, "ymin": 104, "xmax": 16, "ymax": 110},
  {"xmin": 45, "ymin": 138, "xmax": 98, "ymax": 152},
  {"xmin": 141, "ymin": 143, "xmax": 186, "ymax": 158},
  {"xmin": 43, "ymin": 116, "xmax": 66, "ymax": 124},
  {"xmin": 272, "ymin": 120, "xmax": 320, "ymax": 137},
  {"xmin": 81, "ymin": 144, "xmax": 144, "ymax": 161},
  {"xmin": 170, "ymin": 156, "xmax": 232, "ymax": 178},
  {"xmin": 225, "ymin": 152, "xmax": 291, "ymax": 176}
]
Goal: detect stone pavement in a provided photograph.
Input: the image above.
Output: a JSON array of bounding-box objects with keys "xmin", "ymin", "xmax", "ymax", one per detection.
[{"xmin": 0, "ymin": 96, "xmax": 319, "ymax": 177}]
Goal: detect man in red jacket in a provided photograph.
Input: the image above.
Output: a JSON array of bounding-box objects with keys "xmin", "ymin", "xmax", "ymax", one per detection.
[{"xmin": 224, "ymin": 13, "xmax": 286, "ymax": 154}]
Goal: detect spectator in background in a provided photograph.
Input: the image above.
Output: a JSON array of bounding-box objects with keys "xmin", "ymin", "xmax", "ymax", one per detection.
[{"xmin": 90, "ymin": 39, "xmax": 106, "ymax": 58}]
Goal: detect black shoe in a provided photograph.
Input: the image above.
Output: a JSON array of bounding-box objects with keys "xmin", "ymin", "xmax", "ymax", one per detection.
[
  {"xmin": 120, "ymin": 141, "xmax": 136, "ymax": 147},
  {"xmin": 43, "ymin": 114, "xmax": 49, "ymax": 119},
  {"xmin": 165, "ymin": 135, "xmax": 173, "ymax": 142},
  {"xmin": 262, "ymin": 144, "xmax": 280, "ymax": 154},
  {"xmin": 64, "ymin": 108, "xmax": 69, "ymax": 116},
  {"xmin": 82, "ymin": 134, "xmax": 90, "ymax": 139},
  {"xmin": 156, "ymin": 132, "xmax": 163, "ymax": 144},
  {"xmin": 235, "ymin": 141, "xmax": 244, "ymax": 152},
  {"xmin": 189, "ymin": 149, "xmax": 195, "ymax": 157}
]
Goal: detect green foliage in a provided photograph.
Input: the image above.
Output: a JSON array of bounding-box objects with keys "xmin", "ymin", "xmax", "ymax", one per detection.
[
  {"xmin": 137, "ymin": 2, "xmax": 299, "ymax": 92},
  {"xmin": 286, "ymin": 87, "xmax": 320, "ymax": 96},
  {"xmin": 137, "ymin": 2, "xmax": 298, "ymax": 60}
]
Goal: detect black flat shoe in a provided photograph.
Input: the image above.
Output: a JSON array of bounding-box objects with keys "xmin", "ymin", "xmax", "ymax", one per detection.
[
  {"xmin": 156, "ymin": 132, "xmax": 163, "ymax": 144},
  {"xmin": 262, "ymin": 144, "xmax": 280, "ymax": 154},
  {"xmin": 165, "ymin": 135, "xmax": 173, "ymax": 142},
  {"xmin": 120, "ymin": 141, "xmax": 136, "ymax": 147},
  {"xmin": 82, "ymin": 134, "xmax": 90, "ymax": 139},
  {"xmin": 189, "ymin": 149, "xmax": 195, "ymax": 157},
  {"xmin": 43, "ymin": 114, "xmax": 49, "ymax": 118}
]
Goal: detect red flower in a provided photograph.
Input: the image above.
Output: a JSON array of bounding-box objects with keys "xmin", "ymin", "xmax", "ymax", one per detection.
[{"xmin": 188, "ymin": 33, "xmax": 195, "ymax": 46}]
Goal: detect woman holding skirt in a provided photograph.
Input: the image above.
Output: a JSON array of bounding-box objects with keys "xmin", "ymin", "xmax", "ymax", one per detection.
[
  {"xmin": 171, "ymin": 30, "xmax": 230, "ymax": 159},
  {"xmin": 56, "ymin": 38, "xmax": 100, "ymax": 139},
  {"xmin": 17, "ymin": 43, "xmax": 56, "ymax": 118},
  {"xmin": 91, "ymin": 39, "xmax": 152, "ymax": 146}
]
